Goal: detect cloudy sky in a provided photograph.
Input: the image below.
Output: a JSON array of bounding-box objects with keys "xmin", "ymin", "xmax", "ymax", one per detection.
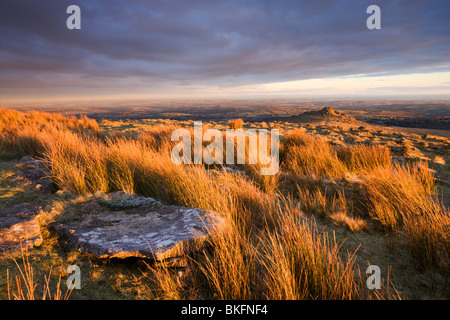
[{"xmin": 1, "ymin": 0, "xmax": 449, "ymax": 104}]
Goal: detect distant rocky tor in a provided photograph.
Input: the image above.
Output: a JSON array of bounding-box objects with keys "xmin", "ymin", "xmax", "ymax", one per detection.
[
  {"xmin": 290, "ymin": 107, "xmax": 364, "ymax": 126},
  {"xmin": 52, "ymin": 192, "xmax": 224, "ymax": 262},
  {"xmin": 302, "ymin": 106, "xmax": 348, "ymax": 117}
]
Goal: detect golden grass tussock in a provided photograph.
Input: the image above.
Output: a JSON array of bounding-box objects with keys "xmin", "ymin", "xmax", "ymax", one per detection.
[
  {"xmin": 282, "ymin": 129, "xmax": 347, "ymax": 178},
  {"xmin": 228, "ymin": 118, "xmax": 244, "ymax": 129},
  {"xmin": 43, "ymin": 129, "xmax": 109, "ymax": 194},
  {"xmin": 196, "ymin": 218, "xmax": 258, "ymax": 299},
  {"xmin": 329, "ymin": 211, "xmax": 367, "ymax": 232},
  {"xmin": 361, "ymin": 161, "xmax": 450, "ymax": 271},
  {"xmin": 195, "ymin": 199, "xmax": 398, "ymax": 300},
  {"xmin": 140, "ymin": 124, "xmax": 182, "ymax": 152},
  {"xmin": 0, "ymin": 125, "xmax": 46, "ymax": 159},
  {"xmin": 260, "ymin": 218, "xmax": 361, "ymax": 299},
  {"xmin": 193, "ymin": 198, "xmax": 379, "ymax": 300},
  {"xmin": 361, "ymin": 161, "xmax": 436, "ymax": 230},
  {"xmin": 144, "ymin": 263, "xmax": 185, "ymax": 300},
  {"xmin": 245, "ymin": 162, "xmax": 280, "ymax": 193},
  {"xmin": 433, "ymin": 155, "xmax": 445, "ymax": 165},
  {"xmin": 105, "ymin": 137, "xmax": 233, "ymax": 214},
  {"xmin": 402, "ymin": 205, "xmax": 450, "ymax": 272},
  {"xmin": 282, "ymin": 129, "xmax": 392, "ymax": 178},
  {"xmin": 336, "ymin": 143, "xmax": 392, "ymax": 172},
  {"xmin": 0, "ymin": 108, "xmax": 100, "ymax": 159}
]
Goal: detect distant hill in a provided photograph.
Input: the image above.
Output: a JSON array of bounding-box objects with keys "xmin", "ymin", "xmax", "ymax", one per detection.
[
  {"xmin": 290, "ymin": 107, "xmax": 363, "ymax": 126},
  {"xmin": 302, "ymin": 107, "xmax": 348, "ymax": 117}
]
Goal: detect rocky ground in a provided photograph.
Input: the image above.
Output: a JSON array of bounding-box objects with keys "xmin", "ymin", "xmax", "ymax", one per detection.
[
  {"xmin": 0, "ymin": 157, "xmax": 225, "ymax": 299},
  {"xmin": 0, "ymin": 158, "xmax": 223, "ymax": 262}
]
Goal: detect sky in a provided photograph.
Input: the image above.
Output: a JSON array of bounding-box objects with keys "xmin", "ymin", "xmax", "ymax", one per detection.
[{"xmin": 0, "ymin": 0, "xmax": 449, "ymax": 104}]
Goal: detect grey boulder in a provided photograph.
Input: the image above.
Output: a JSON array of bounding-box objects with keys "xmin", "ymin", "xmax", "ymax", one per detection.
[{"xmin": 53, "ymin": 193, "xmax": 224, "ymax": 260}]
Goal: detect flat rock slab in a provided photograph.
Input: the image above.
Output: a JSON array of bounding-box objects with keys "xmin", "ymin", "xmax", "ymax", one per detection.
[
  {"xmin": 53, "ymin": 193, "xmax": 224, "ymax": 260},
  {"xmin": 0, "ymin": 202, "xmax": 44, "ymax": 252}
]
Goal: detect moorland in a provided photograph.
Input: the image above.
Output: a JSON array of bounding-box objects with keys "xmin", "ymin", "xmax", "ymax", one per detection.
[{"xmin": 0, "ymin": 100, "xmax": 449, "ymax": 300}]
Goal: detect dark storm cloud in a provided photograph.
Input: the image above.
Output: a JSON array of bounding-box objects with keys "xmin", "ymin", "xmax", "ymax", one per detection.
[{"xmin": 1, "ymin": 0, "xmax": 449, "ymax": 93}]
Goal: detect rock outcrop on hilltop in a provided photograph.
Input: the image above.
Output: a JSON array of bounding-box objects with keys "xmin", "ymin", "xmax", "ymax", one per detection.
[
  {"xmin": 301, "ymin": 107, "xmax": 346, "ymax": 117},
  {"xmin": 290, "ymin": 107, "xmax": 362, "ymax": 125}
]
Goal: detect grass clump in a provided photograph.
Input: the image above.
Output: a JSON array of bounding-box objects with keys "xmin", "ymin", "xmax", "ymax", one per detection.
[
  {"xmin": 361, "ymin": 162, "xmax": 450, "ymax": 271},
  {"xmin": 229, "ymin": 119, "xmax": 244, "ymax": 130},
  {"xmin": 6, "ymin": 247, "xmax": 72, "ymax": 300}
]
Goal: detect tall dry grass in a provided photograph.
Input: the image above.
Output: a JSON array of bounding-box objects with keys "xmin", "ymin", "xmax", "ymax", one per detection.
[
  {"xmin": 6, "ymin": 247, "xmax": 72, "ymax": 300},
  {"xmin": 0, "ymin": 125, "xmax": 45, "ymax": 159},
  {"xmin": 282, "ymin": 129, "xmax": 346, "ymax": 178},
  {"xmin": 229, "ymin": 118, "xmax": 244, "ymax": 130},
  {"xmin": 0, "ymin": 108, "xmax": 432, "ymax": 299},
  {"xmin": 336, "ymin": 143, "xmax": 392, "ymax": 172},
  {"xmin": 281, "ymin": 128, "xmax": 449, "ymax": 272},
  {"xmin": 282, "ymin": 129, "xmax": 391, "ymax": 178},
  {"xmin": 361, "ymin": 161, "xmax": 436, "ymax": 230},
  {"xmin": 189, "ymin": 198, "xmax": 398, "ymax": 300},
  {"xmin": 197, "ymin": 217, "xmax": 259, "ymax": 299},
  {"xmin": 361, "ymin": 162, "xmax": 450, "ymax": 271},
  {"xmin": 0, "ymin": 108, "xmax": 99, "ymax": 159},
  {"xmin": 43, "ymin": 129, "xmax": 109, "ymax": 194},
  {"xmin": 260, "ymin": 216, "xmax": 361, "ymax": 299}
]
